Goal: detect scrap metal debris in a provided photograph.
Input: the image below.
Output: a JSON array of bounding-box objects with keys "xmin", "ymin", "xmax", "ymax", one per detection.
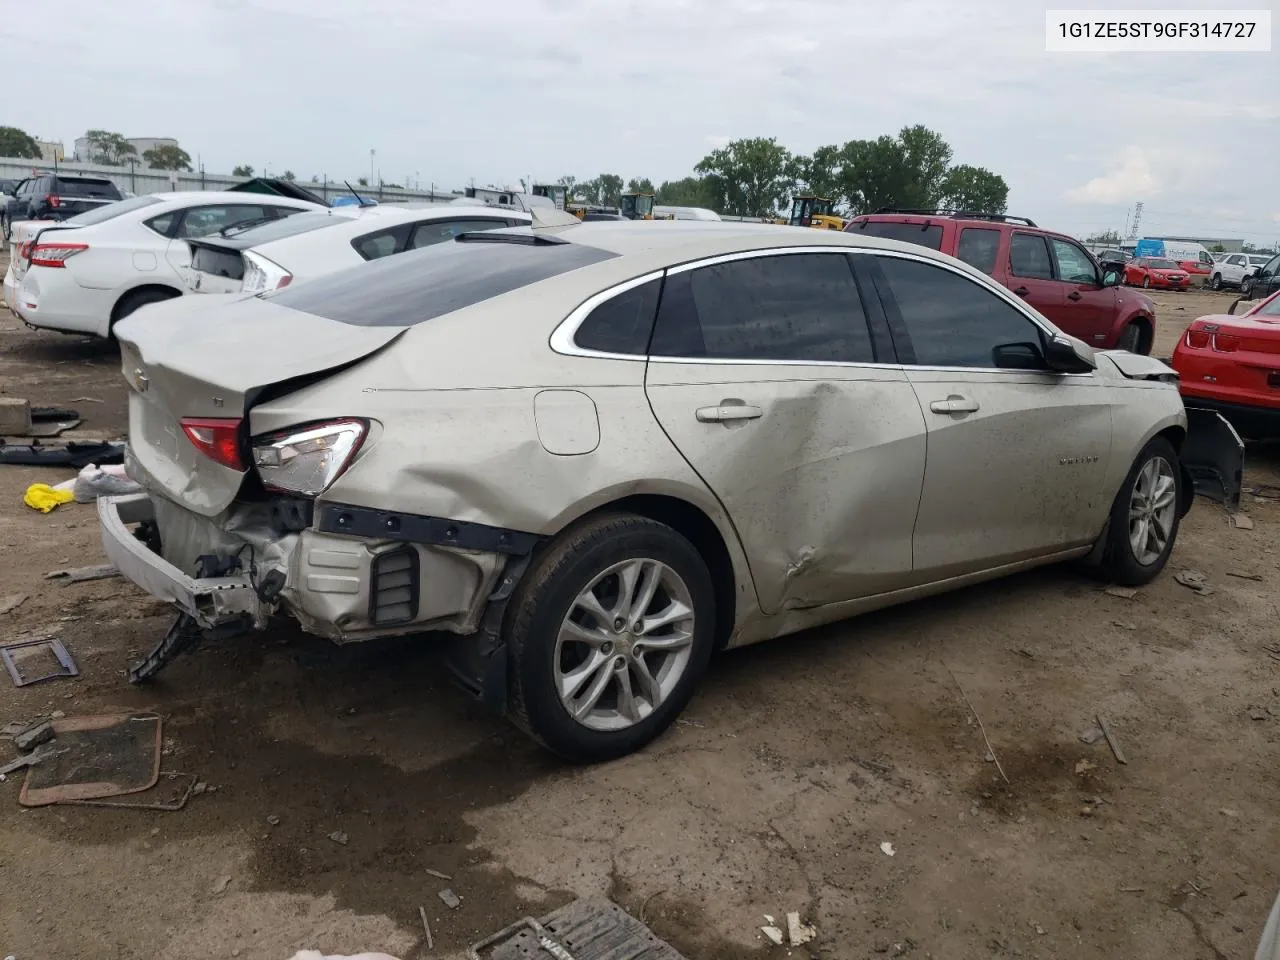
[
  {"xmin": 1174, "ymin": 569, "xmax": 1215, "ymax": 596},
  {"xmin": 786, "ymin": 912, "xmax": 816, "ymax": 946},
  {"xmin": 0, "ymin": 743, "xmax": 67, "ymax": 777},
  {"xmin": 1079, "ymin": 726, "xmax": 1106, "ymax": 745},
  {"xmin": 1103, "ymin": 585, "xmax": 1139, "ymax": 599},
  {"xmin": 1230, "ymin": 513, "xmax": 1255, "ymax": 530},
  {"xmin": 64, "ymin": 772, "xmax": 198, "ymax": 811},
  {"xmin": 467, "ymin": 898, "xmax": 688, "ymax": 959},
  {"xmin": 327, "ymin": 830, "xmax": 349, "ymax": 845},
  {"xmin": 439, "ymin": 888, "xmax": 461, "ymax": 910},
  {"xmin": 14, "ymin": 720, "xmax": 54, "ymax": 751},
  {"xmin": 880, "ymin": 841, "xmax": 896, "ymax": 857},
  {"xmin": 45, "ymin": 563, "xmax": 119, "ymax": 584},
  {"xmin": 1, "ymin": 636, "xmax": 79, "ymax": 687},
  {"xmin": 1097, "ymin": 714, "xmax": 1128, "ymax": 765},
  {"xmin": 1227, "ymin": 571, "xmax": 1264, "ymax": 582},
  {"xmin": 760, "ymin": 924, "xmax": 784, "ymax": 946},
  {"xmin": 419, "ymin": 905, "xmax": 434, "ymax": 950},
  {"xmin": 424, "ymin": 868, "xmax": 452, "ymax": 881},
  {"xmin": 19, "ymin": 713, "xmax": 162, "ymax": 807},
  {"xmin": 0, "ymin": 439, "xmax": 125, "ymax": 468}
]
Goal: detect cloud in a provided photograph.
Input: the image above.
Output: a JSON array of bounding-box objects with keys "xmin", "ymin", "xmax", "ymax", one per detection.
[{"xmin": 1066, "ymin": 147, "xmax": 1159, "ymax": 204}]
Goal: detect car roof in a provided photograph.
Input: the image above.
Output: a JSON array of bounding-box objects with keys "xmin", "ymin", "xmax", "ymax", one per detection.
[{"xmin": 231, "ymin": 203, "xmax": 532, "ymax": 250}]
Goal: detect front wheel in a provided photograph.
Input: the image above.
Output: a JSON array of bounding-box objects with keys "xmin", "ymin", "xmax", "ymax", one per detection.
[
  {"xmin": 1141, "ymin": 276, "xmax": 1151, "ymax": 289},
  {"xmin": 1099, "ymin": 437, "xmax": 1183, "ymax": 586},
  {"xmin": 1, "ymin": 214, "xmax": 9, "ymax": 243},
  {"xmin": 1210, "ymin": 274, "xmax": 1223, "ymax": 290},
  {"xmin": 1241, "ymin": 277, "xmax": 1254, "ymax": 298},
  {"xmin": 1115, "ymin": 322, "xmax": 1144, "ymax": 353},
  {"xmin": 504, "ymin": 514, "xmax": 716, "ymax": 762}
]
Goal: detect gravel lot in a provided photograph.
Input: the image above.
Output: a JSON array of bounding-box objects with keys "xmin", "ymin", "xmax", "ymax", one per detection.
[{"xmin": 1, "ymin": 259, "xmax": 1277, "ymax": 960}]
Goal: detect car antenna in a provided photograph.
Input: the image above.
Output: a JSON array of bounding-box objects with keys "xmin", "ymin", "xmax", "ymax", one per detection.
[{"xmin": 343, "ymin": 180, "xmax": 375, "ymax": 208}]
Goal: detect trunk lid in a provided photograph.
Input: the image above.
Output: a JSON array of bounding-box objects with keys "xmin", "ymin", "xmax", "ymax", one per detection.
[{"xmin": 116, "ymin": 294, "xmax": 405, "ymax": 516}]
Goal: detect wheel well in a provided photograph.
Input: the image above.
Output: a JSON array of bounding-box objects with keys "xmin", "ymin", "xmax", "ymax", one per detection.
[
  {"xmin": 110, "ymin": 284, "xmax": 181, "ymax": 327},
  {"xmin": 1126, "ymin": 315, "xmax": 1154, "ymax": 355},
  {"xmin": 578, "ymin": 494, "xmax": 738, "ymax": 650}
]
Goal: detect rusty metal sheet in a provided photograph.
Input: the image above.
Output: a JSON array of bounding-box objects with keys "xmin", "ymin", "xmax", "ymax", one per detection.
[{"xmin": 470, "ymin": 898, "xmax": 687, "ymax": 960}]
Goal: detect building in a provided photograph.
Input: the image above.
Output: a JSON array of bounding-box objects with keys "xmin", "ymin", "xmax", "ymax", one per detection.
[
  {"xmin": 36, "ymin": 140, "xmax": 64, "ymax": 163},
  {"xmin": 73, "ymin": 134, "xmax": 180, "ymax": 163}
]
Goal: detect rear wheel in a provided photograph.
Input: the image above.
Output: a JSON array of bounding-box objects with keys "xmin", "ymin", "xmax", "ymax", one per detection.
[
  {"xmin": 110, "ymin": 288, "xmax": 179, "ymax": 336},
  {"xmin": 1099, "ymin": 437, "xmax": 1182, "ymax": 586},
  {"xmin": 1115, "ymin": 323, "xmax": 1144, "ymax": 353},
  {"xmin": 1241, "ymin": 276, "xmax": 1254, "ymax": 298},
  {"xmin": 1141, "ymin": 276, "xmax": 1151, "ymax": 289},
  {"xmin": 504, "ymin": 514, "xmax": 716, "ymax": 762},
  {"xmin": 1, "ymin": 214, "xmax": 10, "ymax": 242}
]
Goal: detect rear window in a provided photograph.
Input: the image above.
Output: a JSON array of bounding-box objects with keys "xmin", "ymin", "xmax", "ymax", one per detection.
[
  {"xmin": 220, "ymin": 210, "xmax": 353, "ymax": 246},
  {"xmin": 63, "ymin": 195, "xmax": 161, "ymax": 226},
  {"xmin": 956, "ymin": 227, "xmax": 1000, "ymax": 274},
  {"xmin": 269, "ymin": 235, "xmax": 617, "ymax": 327},
  {"xmin": 848, "ymin": 219, "xmax": 944, "ymax": 250},
  {"xmin": 191, "ymin": 244, "xmax": 246, "ymax": 281},
  {"xmin": 53, "ymin": 177, "xmax": 122, "ymax": 200}
]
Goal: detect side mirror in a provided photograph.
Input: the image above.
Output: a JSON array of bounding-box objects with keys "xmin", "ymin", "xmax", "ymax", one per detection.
[
  {"xmin": 1044, "ymin": 334, "xmax": 1096, "ymax": 373},
  {"xmin": 992, "ymin": 341, "xmax": 1047, "ymax": 371},
  {"xmin": 1101, "ymin": 268, "xmax": 1123, "ymax": 287}
]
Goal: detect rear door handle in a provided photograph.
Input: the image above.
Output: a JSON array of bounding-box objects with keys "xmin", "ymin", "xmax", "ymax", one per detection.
[
  {"xmin": 696, "ymin": 402, "xmax": 763, "ymax": 423},
  {"xmin": 1067, "ymin": 291, "xmax": 1082, "ymax": 301},
  {"xmin": 929, "ymin": 396, "xmax": 980, "ymax": 415},
  {"xmin": 1013, "ymin": 286, "xmax": 1030, "ymax": 297}
]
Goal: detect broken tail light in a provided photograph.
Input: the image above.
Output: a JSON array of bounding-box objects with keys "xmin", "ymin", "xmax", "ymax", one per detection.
[
  {"xmin": 251, "ymin": 419, "xmax": 366, "ymax": 497},
  {"xmin": 180, "ymin": 417, "xmax": 246, "ymax": 470},
  {"xmin": 45, "ymin": 194, "xmax": 60, "ymax": 208},
  {"xmin": 29, "ymin": 242, "xmax": 88, "ymax": 268},
  {"xmin": 241, "ymin": 250, "xmax": 293, "ymax": 295}
]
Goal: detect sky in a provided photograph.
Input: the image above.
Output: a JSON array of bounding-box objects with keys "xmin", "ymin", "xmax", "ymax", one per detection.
[{"xmin": 6, "ymin": 0, "xmax": 1278, "ymax": 244}]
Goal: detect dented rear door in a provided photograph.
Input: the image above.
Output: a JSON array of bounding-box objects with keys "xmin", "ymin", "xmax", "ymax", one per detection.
[{"xmin": 643, "ymin": 251, "xmax": 927, "ymax": 614}]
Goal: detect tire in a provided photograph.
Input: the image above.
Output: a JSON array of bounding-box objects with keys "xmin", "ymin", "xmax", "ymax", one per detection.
[
  {"xmin": 1099, "ymin": 437, "xmax": 1183, "ymax": 586},
  {"xmin": 1141, "ymin": 276, "xmax": 1151, "ymax": 289},
  {"xmin": 1115, "ymin": 322, "xmax": 1143, "ymax": 353},
  {"xmin": 1241, "ymin": 277, "xmax": 1254, "ymax": 299},
  {"xmin": 110, "ymin": 288, "xmax": 179, "ymax": 335},
  {"xmin": 1209, "ymin": 274, "xmax": 1222, "ymax": 290},
  {"xmin": 1, "ymin": 214, "xmax": 9, "ymax": 243},
  {"xmin": 504, "ymin": 514, "xmax": 716, "ymax": 762}
]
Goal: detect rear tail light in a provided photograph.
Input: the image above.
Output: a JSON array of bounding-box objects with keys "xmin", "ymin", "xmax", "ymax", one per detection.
[
  {"xmin": 180, "ymin": 417, "xmax": 246, "ymax": 470},
  {"xmin": 17, "ymin": 241, "xmax": 32, "ymax": 260},
  {"xmin": 45, "ymin": 194, "xmax": 60, "ymax": 208},
  {"xmin": 251, "ymin": 419, "xmax": 366, "ymax": 497},
  {"xmin": 1212, "ymin": 334, "xmax": 1240, "ymax": 352},
  {"xmin": 1184, "ymin": 328, "xmax": 1211, "ymax": 349},
  {"xmin": 240, "ymin": 250, "xmax": 293, "ymax": 295},
  {"xmin": 29, "ymin": 242, "xmax": 88, "ymax": 268}
]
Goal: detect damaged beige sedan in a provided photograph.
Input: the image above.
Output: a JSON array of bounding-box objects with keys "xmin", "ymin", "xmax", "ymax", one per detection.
[{"xmin": 101, "ymin": 222, "xmax": 1224, "ymax": 761}]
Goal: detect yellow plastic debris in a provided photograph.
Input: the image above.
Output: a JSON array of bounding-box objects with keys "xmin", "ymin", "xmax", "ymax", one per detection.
[{"xmin": 23, "ymin": 483, "xmax": 75, "ymax": 513}]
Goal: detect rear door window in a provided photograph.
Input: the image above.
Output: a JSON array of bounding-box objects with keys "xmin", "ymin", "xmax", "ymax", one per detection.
[
  {"xmin": 352, "ymin": 227, "xmax": 409, "ymax": 260},
  {"xmin": 1009, "ymin": 233, "xmax": 1054, "ymax": 280},
  {"xmin": 573, "ymin": 278, "xmax": 662, "ymax": 355},
  {"xmin": 848, "ymin": 219, "xmax": 944, "ymax": 250},
  {"xmin": 956, "ymin": 228, "xmax": 1000, "ymax": 274},
  {"xmin": 649, "ymin": 252, "xmax": 876, "ymax": 362}
]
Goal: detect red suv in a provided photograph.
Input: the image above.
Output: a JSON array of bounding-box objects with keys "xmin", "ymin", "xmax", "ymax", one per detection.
[{"xmin": 844, "ymin": 210, "xmax": 1157, "ymax": 354}]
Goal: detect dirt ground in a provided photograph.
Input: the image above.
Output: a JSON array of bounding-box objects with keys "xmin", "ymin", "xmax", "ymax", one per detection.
[{"xmin": 1, "ymin": 264, "xmax": 1278, "ymax": 960}]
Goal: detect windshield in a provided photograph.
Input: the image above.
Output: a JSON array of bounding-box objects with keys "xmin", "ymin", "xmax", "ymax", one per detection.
[
  {"xmin": 1254, "ymin": 294, "xmax": 1280, "ymax": 317},
  {"xmin": 1146, "ymin": 258, "xmax": 1177, "ymax": 269},
  {"xmin": 220, "ymin": 209, "xmax": 356, "ymax": 244},
  {"xmin": 849, "ymin": 219, "xmax": 944, "ymax": 250},
  {"xmin": 53, "ymin": 177, "xmax": 121, "ymax": 199},
  {"xmin": 62, "ymin": 195, "xmax": 161, "ymax": 226}
]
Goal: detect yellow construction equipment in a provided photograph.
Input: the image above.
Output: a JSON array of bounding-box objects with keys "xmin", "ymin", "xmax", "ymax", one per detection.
[
  {"xmin": 787, "ymin": 195, "xmax": 845, "ymax": 230},
  {"xmin": 619, "ymin": 192, "xmax": 655, "ymax": 220}
]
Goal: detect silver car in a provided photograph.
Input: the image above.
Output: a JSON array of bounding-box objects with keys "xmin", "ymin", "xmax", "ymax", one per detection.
[{"xmin": 102, "ymin": 222, "xmax": 1209, "ymax": 761}]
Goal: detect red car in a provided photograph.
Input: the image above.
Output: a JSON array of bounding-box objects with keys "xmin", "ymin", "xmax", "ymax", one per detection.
[
  {"xmin": 1172, "ymin": 289, "xmax": 1280, "ymax": 439},
  {"xmin": 1124, "ymin": 257, "xmax": 1192, "ymax": 290},
  {"xmin": 845, "ymin": 211, "xmax": 1157, "ymax": 353}
]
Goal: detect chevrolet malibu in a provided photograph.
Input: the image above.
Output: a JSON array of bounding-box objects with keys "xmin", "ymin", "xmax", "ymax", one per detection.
[{"xmin": 102, "ymin": 222, "xmax": 1203, "ymax": 761}]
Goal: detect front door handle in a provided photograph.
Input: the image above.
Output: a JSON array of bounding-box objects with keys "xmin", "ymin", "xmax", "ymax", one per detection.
[
  {"xmin": 1013, "ymin": 286, "xmax": 1030, "ymax": 297},
  {"xmin": 1067, "ymin": 291, "xmax": 1082, "ymax": 301},
  {"xmin": 929, "ymin": 395, "xmax": 980, "ymax": 415},
  {"xmin": 696, "ymin": 402, "xmax": 763, "ymax": 423}
]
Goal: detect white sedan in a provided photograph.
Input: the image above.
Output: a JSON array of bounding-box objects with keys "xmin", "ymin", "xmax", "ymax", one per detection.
[
  {"xmin": 5, "ymin": 191, "xmax": 324, "ymax": 338},
  {"xmin": 185, "ymin": 201, "xmax": 535, "ymax": 295}
]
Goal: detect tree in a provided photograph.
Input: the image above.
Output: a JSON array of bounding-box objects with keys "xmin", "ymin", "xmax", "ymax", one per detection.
[
  {"xmin": 281, "ymin": 170, "xmax": 296, "ymax": 182},
  {"xmin": 626, "ymin": 177, "xmax": 655, "ymax": 194},
  {"xmin": 792, "ymin": 144, "xmax": 843, "ymax": 201},
  {"xmin": 937, "ymin": 164, "xmax": 1008, "ymax": 214},
  {"xmin": 695, "ymin": 137, "xmax": 795, "ymax": 217},
  {"xmin": 1086, "ymin": 229, "xmax": 1122, "ymax": 245},
  {"xmin": 557, "ymin": 175, "xmax": 577, "ymax": 198},
  {"xmin": 577, "ymin": 174, "xmax": 625, "ymax": 207},
  {"xmin": 142, "ymin": 144, "xmax": 192, "ymax": 171},
  {"xmin": 656, "ymin": 176, "xmax": 717, "ymax": 208},
  {"xmin": 231, "ymin": 164, "xmax": 254, "ymax": 177},
  {"xmin": 1210, "ymin": 243, "xmax": 1225, "ymax": 253},
  {"xmin": 0, "ymin": 126, "xmax": 41, "ymax": 160},
  {"xmin": 357, "ymin": 176, "xmax": 368, "ymax": 186},
  {"xmin": 84, "ymin": 129, "xmax": 136, "ymax": 165}
]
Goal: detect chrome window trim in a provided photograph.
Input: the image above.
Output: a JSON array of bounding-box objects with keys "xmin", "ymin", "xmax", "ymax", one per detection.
[{"xmin": 549, "ymin": 243, "xmax": 1092, "ymax": 379}]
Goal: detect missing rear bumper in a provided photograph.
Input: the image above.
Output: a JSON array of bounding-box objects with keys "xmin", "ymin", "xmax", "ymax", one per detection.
[{"xmin": 1182, "ymin": 407, "xmax": 1246, "ymax": 510}]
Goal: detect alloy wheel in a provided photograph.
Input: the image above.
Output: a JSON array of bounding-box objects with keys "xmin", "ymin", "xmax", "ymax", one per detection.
[
  {"xmin": 554, "ymin": 558, "xmax": 696, "ymax": 732},
  {"xmin": 1128, "ymin": 456, "xmax": 1177, "ymax": 566}
]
